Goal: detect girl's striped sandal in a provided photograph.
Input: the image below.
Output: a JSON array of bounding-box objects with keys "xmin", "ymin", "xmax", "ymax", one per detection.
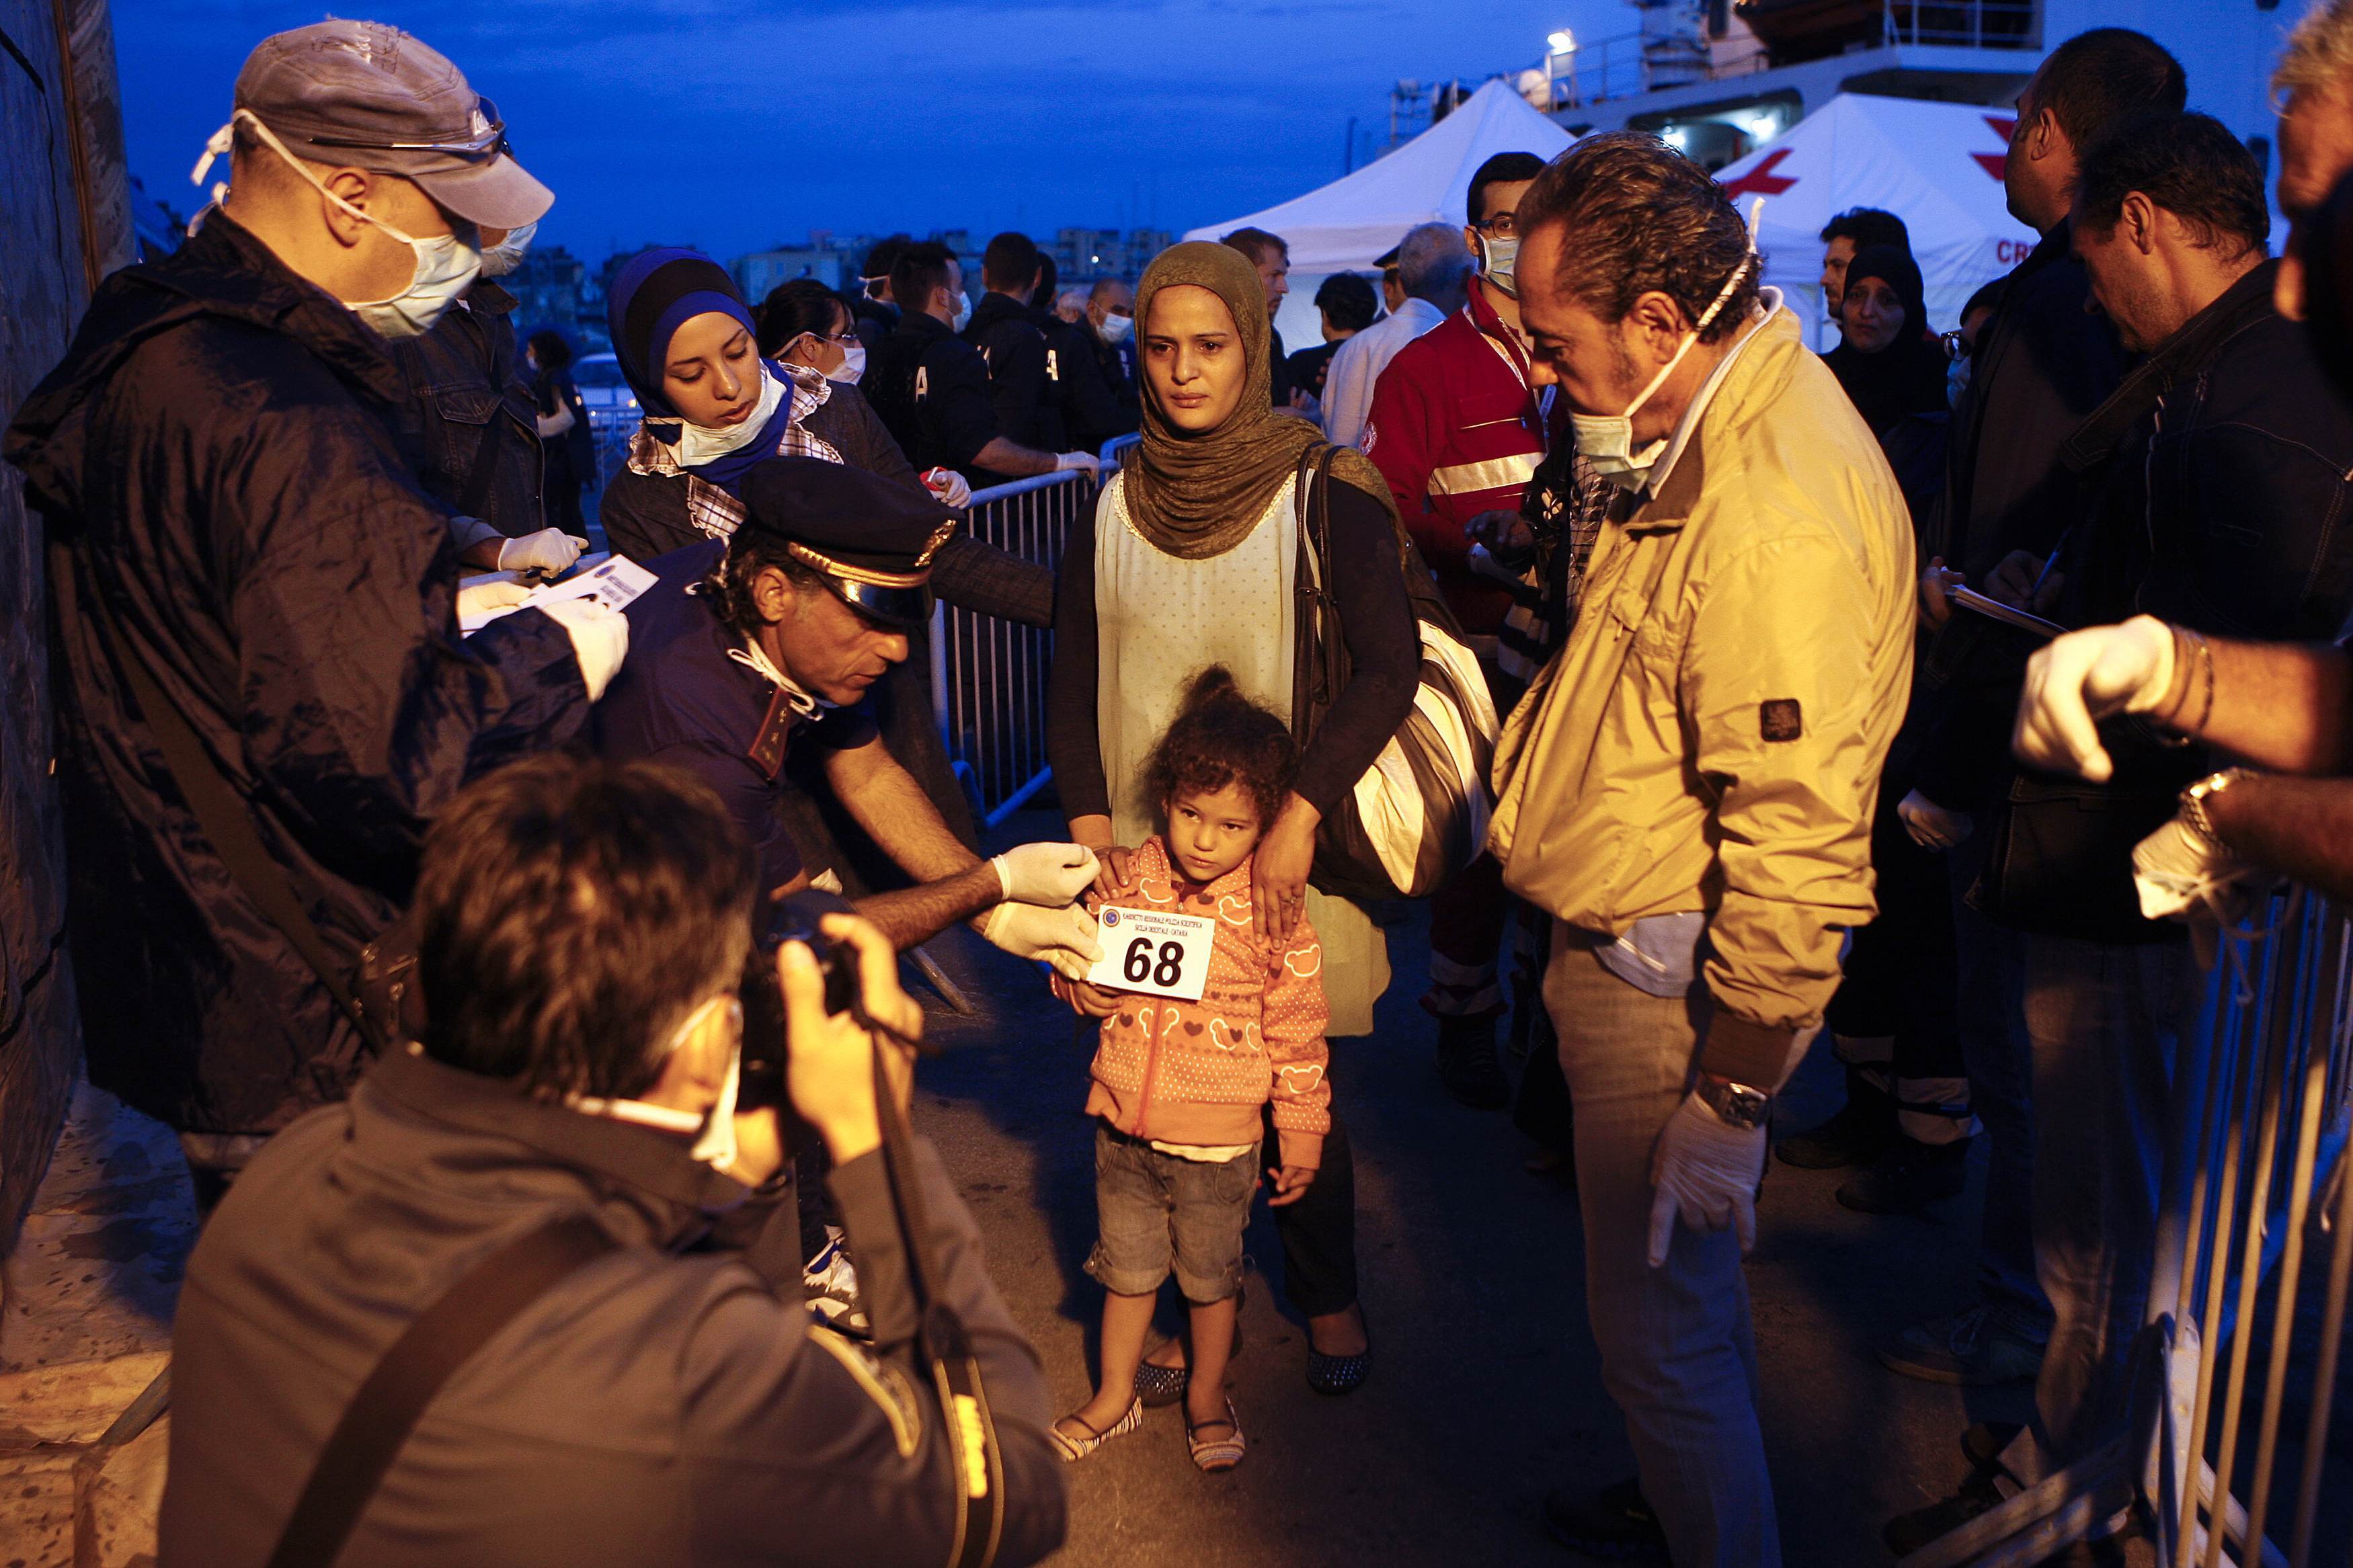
[
  {"xmin": 1049, "ymin": 1398, "xmax": 1143, "ymax": 1462},
  {"xmin": 1185, "ymin": 1399, "xmax": 1246, "ymax": 1473}
]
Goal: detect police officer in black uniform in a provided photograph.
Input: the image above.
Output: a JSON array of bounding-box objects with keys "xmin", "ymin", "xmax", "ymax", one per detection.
[
  {"xmin": 592, "ymin": 458, "xmax": 1103, "ymax": 966},
  {"xmin": 867, "ymin": 241, "xmax": 1092, "ymax": 489},
  {"xmin": 963, "ymin": 233, "xmax": 1063, "ymax": 453},
  {"xmin": 1029, "ymin": 253, "xmax": 1129, "ymax": 458}
]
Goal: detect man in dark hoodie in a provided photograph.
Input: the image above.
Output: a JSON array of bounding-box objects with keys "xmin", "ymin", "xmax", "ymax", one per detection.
[{"xmin": 2, "ymin": 20, "xmax": 618, "ymax": 1199}]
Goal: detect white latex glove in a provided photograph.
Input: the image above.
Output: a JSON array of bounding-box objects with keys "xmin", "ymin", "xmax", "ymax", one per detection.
[
  {"xmin": 536, "ymin": 595, "xmax": 629, "ymax": 701},
  {"xmin": 1897, "ymin": 789, "xmax": 1973, "ymax": 852},
  {"xmin": 456, "ymin": 577, "xmax": 534, "ymax": 624},
  {"xmin": 2013, "ymin": 615, "xmax": 2178, "ymax": 783},
  {"xmin": 2132, "ymin": 813, "xmax": 2265, "ymax": 923},
  {"xmin": 1054, "ymin": 450, "xmax": 1102, "ymax": 481},
  {"xmin": 497, "ymin": 528, "xmax": 589, "ymax": 577},
  {"xmin": 980, "ymin": 901, "xmax": 1103, "ymax": 981},
  {"xmin": 1646, "ymin": 1090, "xmax": 1767, "ymax": 1268},
  {"xmin": 921, "ymin": 467, "xmax": 973, "ymax": 508},
  {"xmin": 990, "ymin": 841, "xmax": 1101, "ymax": 907}
]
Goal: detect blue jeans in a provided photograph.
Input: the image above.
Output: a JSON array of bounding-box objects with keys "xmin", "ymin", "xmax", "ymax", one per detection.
[
  {"xmin": 2021, "ymin": 933, "xmax": 2194, "ymax": 1466},
  {"xmin": 1546, "ymin": 930, "xmax": 1779, "ymax": 1568},
  {"xmin": 1086, "ymin": 1123, "xmax": 1258, "ymax": 1305}
]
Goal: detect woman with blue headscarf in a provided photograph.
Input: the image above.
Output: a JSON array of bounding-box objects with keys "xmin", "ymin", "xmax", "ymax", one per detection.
[
  {"xmin": 597, "ymin": 249, "xmax": 1001, "ymax": 566},
  {"xmin": 596, "ymin": 249, "xmax": 1052, "ymax": 856}
]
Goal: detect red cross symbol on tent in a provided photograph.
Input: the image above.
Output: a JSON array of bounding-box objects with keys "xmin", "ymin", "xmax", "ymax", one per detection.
[
  {"xmin": 1972, "ymin": 116, "xmax": 2016, "ymax": 181},
  {"xmin": 1720, "ymin": 148, "xmax": 1797, "ymax": 199}
]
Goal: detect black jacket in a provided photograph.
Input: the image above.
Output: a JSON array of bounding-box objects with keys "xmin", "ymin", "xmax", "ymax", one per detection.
[
  {"xmin": 868, "ymin": 311, "xmax": 1004, "ymax": 482},
  {"xmin": 1044, "ymin": 311, "xmax": 1133, "ymax": 454},
  {"xmin": 1913, "ymin": 222, "xmax": 2128, "ymax": 813},
  {"xmin": 1977, "ymin": 260, "xmax": 2353, "ymax": 940},
  {"xmin": 2, "ymin": 213, "xmax": 590, "ymax": 1133},
  {"xmin": 389, "ymin": 279, "xmax": 545, "ymax": 537},
  {"xmin": 160, "ymin": 1046, "xmax": 1064, "ymax": 1567},
  {"xmin": 963, "ymin": 290, "xmax": 1063, "ymax": 452},
  {"xmin": 1931, "ymin": 220, "xmax": 2126, "ymax": 577}
]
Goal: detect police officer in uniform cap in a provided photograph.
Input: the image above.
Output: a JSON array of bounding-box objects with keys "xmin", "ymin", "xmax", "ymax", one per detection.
[{"xmin": 594, "ymin": 457, "xmax": 1104, "ymax": 968}]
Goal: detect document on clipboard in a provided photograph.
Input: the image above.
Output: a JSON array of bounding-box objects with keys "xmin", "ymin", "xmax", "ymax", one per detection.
[{"xmin": 1946, "ymin": 585, "xmax": 2067, "ymax": 641}]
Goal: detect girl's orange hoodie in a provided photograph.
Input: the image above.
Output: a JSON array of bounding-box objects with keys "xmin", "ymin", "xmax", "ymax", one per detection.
[{"xmin": 1063, "ymin": 836, "xmax": 1331, "ymax": 1167}]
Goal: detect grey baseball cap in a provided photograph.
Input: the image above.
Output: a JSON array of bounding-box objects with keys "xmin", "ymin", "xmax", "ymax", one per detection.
[{"xmin": 233, "ymin": 20, "xmax": 551, "ymax": 230}]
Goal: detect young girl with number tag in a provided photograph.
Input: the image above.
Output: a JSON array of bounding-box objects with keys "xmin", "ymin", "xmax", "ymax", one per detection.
[{"xmin": 1046, "ymin": 668, "xmax": 1331, "ymax": 1475}]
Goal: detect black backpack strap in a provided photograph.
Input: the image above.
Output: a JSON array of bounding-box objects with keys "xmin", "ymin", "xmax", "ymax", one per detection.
[
  {"xmin": 868, "ymin": 1046, "xmax": 1005, "ymax": 1568},
  {"xmin": 48, "ymin": 540, "xmax": 385, "ymax": 1050},
  {"xmin": 266, "ymin": 1214, "xmax": 615, "ymax": 1568}
]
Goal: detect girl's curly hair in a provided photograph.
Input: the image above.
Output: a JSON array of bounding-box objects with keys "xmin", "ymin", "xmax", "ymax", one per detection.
[{"xmin": 1140, "ymin": 666, "xmax": 1298, "ymax": 829}]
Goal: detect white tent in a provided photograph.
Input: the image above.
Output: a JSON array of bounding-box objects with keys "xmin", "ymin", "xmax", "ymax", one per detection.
[
  {"xmin": 1185, "ymin": 77, "xmax": 1575, "ymax": 272},
  {"xmin": 1710, "ymin": 93, "xmax": 2040, "ymax": 348}
]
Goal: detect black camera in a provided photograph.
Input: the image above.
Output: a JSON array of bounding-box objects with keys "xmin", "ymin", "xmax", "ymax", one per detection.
[{"xmin": 737, "ymin": 889, "xmax": 861, "ymax": 1112}]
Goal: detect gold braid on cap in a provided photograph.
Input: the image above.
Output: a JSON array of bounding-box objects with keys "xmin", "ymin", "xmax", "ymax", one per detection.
[{"xmin": 785, "ymin": 520, "xmax": 957, "ymax": 588}]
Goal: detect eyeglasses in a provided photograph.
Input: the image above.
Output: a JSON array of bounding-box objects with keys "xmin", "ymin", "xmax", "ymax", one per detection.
[
  {"xmin": 309, "ymin": 99, "xmax": 512, "ymax": 162},
  {"xmin": 1473, "ymin": 213, "xmax": 1520, "ymax": 237},
  {"xmin": 1940, "ymin": 329, "xmax": 1973, "ymax": 362}
]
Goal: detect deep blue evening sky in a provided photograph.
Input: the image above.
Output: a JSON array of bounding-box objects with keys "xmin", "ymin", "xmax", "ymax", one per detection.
[{"xmin": 113, "ymin": 0, "xmax": 1622, "ymax": 264}]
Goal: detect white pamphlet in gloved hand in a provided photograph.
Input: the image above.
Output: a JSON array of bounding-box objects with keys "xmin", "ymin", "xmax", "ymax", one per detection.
[
  {"xmin": 458, "ymin": 553, "xmax": 655, "ymax": 634},
  {"xmin": 990, "ymin": 842, "xmax": 1101, "ymax": 907}
]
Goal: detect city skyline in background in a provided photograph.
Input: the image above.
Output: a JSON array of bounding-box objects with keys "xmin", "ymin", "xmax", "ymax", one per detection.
[{"xmin": 111, "ymin": 0, "xmax": 1632, "ymax": 267}]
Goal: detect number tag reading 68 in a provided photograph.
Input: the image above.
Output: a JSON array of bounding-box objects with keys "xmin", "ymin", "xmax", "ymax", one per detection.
[{"xmin": 1084, "ymin": 905, "xmax": 1216, "ymax": 1002}]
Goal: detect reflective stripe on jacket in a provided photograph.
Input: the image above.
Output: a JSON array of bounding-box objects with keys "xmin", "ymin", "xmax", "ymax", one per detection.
[{"xmin": 1488, "ymin": 306, "xmax": 1915, "ymax": 1084}]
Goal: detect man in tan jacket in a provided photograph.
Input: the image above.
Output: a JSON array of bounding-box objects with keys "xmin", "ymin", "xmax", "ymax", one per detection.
[{"xmin": 1492, "ymin": 133, "xmax": 1915, "ymax": 1564}]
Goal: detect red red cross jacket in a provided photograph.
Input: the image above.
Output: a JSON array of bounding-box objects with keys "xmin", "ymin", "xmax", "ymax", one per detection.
[{"xmin": 1361, "ymin": 284, "xmax": 1566, "ymax": 635}]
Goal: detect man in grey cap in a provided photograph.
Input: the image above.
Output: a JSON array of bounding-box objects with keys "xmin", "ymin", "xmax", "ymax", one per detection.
[
  {"xmin": 4, "ymin": 19, "xmax": 620, "ymax": 1202},
  {"xmin": 208, "ymin": 19, "xmax": 580, "ymax": 569}
]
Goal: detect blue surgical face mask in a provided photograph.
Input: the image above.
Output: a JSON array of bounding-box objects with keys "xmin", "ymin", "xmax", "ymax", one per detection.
[
  {"xmin": 478, "ymin": 219, "xmax": 536, "ymax": 279},
  {"xmin": 1478, "ymin": 231, "xmax": 1521, "ymax": 298},
  {"xmin": 1568, "ymin": 251, "xmax": 1755, "ymax": 492},
  {"xmin": 828, "ymin": 341, "xmax": 867, "ymax": 386},
  {"xmin": 227, "ymin": 111, "xmax": 483, "ymax": 339},
  {"xmin": 1946, "ymin": 354, "xmax": 1971, "ymax": 409},
  {"xmin": 1098, "ymin": 310, "xmax": 1133, "ymax": 345},
  {"xmin": 949, "ymin": 291, "xmax": 973, "ymax": 333}
]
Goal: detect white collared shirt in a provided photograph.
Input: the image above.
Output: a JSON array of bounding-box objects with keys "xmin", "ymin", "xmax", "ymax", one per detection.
[{"xmin": 1322, "ymin": 296, "xmax": 1449, "ymax": 449}]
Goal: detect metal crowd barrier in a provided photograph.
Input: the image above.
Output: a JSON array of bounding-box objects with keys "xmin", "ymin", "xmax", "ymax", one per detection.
[
  {"xmin": 930, "ymin": 468, "xmax": 1097, "ymax": 827},
  {"xmin": 1905, "ymin": 891, "xmax": 2353, "ymax": 1568}
]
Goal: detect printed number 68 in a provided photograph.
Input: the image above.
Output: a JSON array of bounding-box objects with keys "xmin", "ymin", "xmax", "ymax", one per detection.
[{"xmin": 1123, "ymin": 938, "xmax": 1185, "ymax": 987}]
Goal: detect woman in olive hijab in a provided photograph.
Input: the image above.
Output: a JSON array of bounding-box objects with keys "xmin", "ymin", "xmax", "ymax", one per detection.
[{"xmin": 1046, "ymin": 241, "xmax": 1419, "ymax": 1396}]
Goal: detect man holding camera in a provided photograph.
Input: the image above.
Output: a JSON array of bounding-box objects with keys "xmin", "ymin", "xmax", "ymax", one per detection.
[
  {"xmin": 593, "ymin": 457, "xmax": 1103, "ymax": 968},
  {"xmin": 161, "ymin": 755, "xmax": 1064, "ymax": 1565}
]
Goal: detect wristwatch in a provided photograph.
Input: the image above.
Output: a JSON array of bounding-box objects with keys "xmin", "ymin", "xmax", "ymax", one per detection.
[
  {"xmin": 1695, "ymin": 1075, "xmax": 1773, "ymax": 1130},
  {"xmin": 2182, "ymin": 767, "xmax": 2252, "ymax": 848}
]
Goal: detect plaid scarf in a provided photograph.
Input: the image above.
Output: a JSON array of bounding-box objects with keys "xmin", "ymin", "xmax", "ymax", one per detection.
[{"xmin": 626, "ymin": 362, "xmax": 844, "ymax": 542}]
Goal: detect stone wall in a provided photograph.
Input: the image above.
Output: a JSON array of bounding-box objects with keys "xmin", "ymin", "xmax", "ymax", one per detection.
[{"xmin": 0, "ymin": 0, "xmax": 130, "ymax": 1251}]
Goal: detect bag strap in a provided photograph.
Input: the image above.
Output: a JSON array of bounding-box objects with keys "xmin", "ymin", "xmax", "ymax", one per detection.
[
  {"xmin": 266, "ymin": 1214, "xmax": 615, "ymax": 1568},
  {"xmin": 48, "ymin": 540, "xmax": 385, "ymax": 1050},
  {"xmin": 869, "ymin": 1045, "xmax": 1005, "ymax": 1568}
]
